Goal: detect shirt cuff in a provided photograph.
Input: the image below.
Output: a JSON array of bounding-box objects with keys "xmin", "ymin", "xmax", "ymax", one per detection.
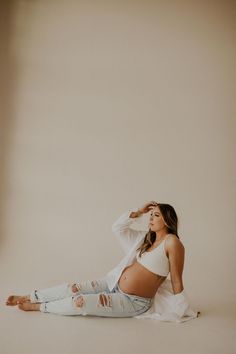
[{"xmin": 172, "ymin": 290, "xmax": 190, "ymax": 317}]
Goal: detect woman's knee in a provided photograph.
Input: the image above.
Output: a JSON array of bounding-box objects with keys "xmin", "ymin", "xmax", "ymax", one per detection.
[
  {"xmin": 71, "ymin": 283, "xmax": 81, "ymax": 293},
  {"xmin": 74, "ymin": 295, "xmax": 84, "ymax": 307}
]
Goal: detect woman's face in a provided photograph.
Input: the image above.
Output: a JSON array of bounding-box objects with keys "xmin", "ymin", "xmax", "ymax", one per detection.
[{"xmin": 149, "ymin": 206, "xmax": 167, "ymax": 233}]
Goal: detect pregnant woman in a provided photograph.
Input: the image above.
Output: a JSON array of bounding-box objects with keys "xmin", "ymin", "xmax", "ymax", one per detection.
[{"xmin": 6, "ymin": 201, "xmax": 187, "ymax": 318}]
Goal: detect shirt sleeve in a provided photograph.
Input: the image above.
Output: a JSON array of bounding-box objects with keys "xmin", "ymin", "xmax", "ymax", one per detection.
[{"xmin": 111, "ymin": 208, "xmax": 146, "ymax": 254}]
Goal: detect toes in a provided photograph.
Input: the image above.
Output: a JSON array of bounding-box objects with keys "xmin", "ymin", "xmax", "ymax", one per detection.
[{"xmin": 6, "ymin": 296, "xmax": 16, "ymax": 306}]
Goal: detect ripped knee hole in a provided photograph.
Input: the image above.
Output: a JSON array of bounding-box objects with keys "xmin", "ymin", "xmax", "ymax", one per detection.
[
  {"xmin": 74, "ymin": 295, "xmax": 84, "ymax": 307},
  {"xmin": 71, "ymin": 283, "xmax": 81, "ymax": 293},
  {"xmin": 98, "ymin": 294, "xmax": 112, "ymax": 307}
]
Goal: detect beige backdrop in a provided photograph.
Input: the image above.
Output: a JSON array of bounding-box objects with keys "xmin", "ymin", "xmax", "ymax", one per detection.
[{"xmin": 1, "ymin": 1, "xmax": 235, "ymax": 354}]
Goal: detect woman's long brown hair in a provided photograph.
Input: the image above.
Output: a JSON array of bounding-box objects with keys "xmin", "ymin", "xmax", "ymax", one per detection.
[{"xmin": 136, "ymin": 203, "xmax": 180, "ymax": 258}]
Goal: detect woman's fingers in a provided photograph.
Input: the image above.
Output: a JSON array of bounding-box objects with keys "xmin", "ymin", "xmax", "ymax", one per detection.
[
  {"xmin": 148, "ymin": 201, "xmax": 158, "ymax": 211},
  {"xmin": 140, "ymin": 201, "xmax": 158, "ymax": 214},
  {"xmin": 148, "ymin": 201, "xmax": 158, "ymax": 208}
]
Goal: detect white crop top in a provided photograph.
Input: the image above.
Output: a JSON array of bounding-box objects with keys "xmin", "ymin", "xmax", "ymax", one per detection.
[{"xmin": 136, "ymin": 237, "xmax": 169, "ymax": 276}]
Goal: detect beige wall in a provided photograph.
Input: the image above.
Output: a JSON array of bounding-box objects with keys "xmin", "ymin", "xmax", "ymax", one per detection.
[{"xmin": 1, "ymin": 0, "xmax": 235, "ymax": 310}]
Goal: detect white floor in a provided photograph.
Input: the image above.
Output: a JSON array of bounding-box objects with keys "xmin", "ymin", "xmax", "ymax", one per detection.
[{"xmin": 1, "ymin": 291, "xmax": 235, "ymax": 354}]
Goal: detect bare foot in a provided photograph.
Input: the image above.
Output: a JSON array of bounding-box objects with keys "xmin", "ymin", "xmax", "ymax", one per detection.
[
  {"xmin": 6, "ymin": 295, "xmax": 31, "ymax": 306},
  {"xmin": 18, "ymin": 302, "xmax": 40, "ymax": 311}
]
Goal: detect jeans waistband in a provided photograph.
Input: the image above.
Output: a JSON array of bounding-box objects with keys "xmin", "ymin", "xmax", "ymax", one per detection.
[{"xmin": 115, "ymin": 283, "xmax": 153, "ymax": 302}]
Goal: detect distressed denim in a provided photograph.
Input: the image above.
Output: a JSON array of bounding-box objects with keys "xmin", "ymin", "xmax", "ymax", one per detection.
[{"xmin": 29, "ymin": 277, "xmax": 153, "ymax": 317}]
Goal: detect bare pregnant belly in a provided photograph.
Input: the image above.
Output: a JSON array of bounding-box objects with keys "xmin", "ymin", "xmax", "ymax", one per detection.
[{"xmin": 118, "ymin": 261, "xmax": 167, "ymax": 298}]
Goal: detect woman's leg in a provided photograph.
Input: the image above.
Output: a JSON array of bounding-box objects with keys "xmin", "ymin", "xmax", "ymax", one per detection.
[
  {"xmin": 29, "ymin": 277, "xmax": 110, "ymax": 303},
  {"xmin": 38, "ymin": 284, "xmax": 153, "ymax": 318}
]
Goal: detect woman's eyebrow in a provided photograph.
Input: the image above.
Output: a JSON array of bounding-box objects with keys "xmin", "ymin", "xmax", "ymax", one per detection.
[{"xmin": 151, "ymin": 212, "xmax": 160, "ymax": 215}]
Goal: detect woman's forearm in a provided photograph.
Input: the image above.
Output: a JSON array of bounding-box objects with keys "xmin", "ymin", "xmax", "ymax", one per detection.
[{"xmin": 172, "ymin": 281, "xmax": 184, "ymax": 295}]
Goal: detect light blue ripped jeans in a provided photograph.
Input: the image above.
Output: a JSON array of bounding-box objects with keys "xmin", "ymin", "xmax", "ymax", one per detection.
[{"xmin": 29, "ymin": 277, "xmax": 153, "ymax": 317}]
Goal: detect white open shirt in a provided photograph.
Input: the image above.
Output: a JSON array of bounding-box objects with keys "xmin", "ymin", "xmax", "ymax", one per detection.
[{"xmin": 101, "ymin": 208, "xmax": 199, "ymax": 323}]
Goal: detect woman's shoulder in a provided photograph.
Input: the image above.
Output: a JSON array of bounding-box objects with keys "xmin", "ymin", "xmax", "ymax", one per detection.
[
  {"xmin": 166, "ymin": 233, "xmax": 180, "ymax": 239},
  {"xmin": 165, "ymin": 233, "xmax": 185, "ymax": 248}
]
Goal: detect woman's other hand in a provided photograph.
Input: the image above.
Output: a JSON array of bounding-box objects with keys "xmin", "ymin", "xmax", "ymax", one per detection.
[{"xmin": 139, "ymin": 201, "xmax": 158, "ymax": 214}]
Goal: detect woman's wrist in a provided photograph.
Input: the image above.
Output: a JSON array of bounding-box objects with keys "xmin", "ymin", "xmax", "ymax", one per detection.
[
  {"xmin": 136, "ymin": 209, "xmax": 143, "ymax": 217},
  {"xmin": 129, "ymin": 209, "xmax": 143, "ymax": 218}
]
